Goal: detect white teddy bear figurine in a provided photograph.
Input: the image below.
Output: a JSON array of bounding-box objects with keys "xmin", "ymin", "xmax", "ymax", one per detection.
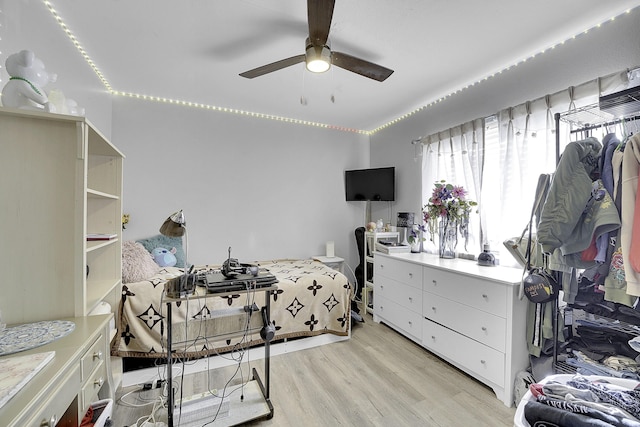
[{"xmin": 2, "ymin": 50, "xmax": 57, "ymax": 112}]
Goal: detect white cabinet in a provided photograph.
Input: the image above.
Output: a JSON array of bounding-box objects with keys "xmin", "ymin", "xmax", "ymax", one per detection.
[
  {"xmin": 0, "ymin": 108, "xmax": 124, "ymax": 325},
  {"xmin": 373, "ymin": 256, "xmax": 422, "ymax": 340},
  {"xmin": 373, "ymin": 252, "xmax": 528, "ymax": 407},
  {"xmin": 0, "ymin": 315, "xmax": 114, "ymax": 427},
  {"xmin": 363, "ymin": 231, "xmax": 399, "ymax": 313}
]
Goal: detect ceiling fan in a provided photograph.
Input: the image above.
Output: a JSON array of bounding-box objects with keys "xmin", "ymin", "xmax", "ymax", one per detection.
[{"xmin": 239, "ymin": 0, "xmax": 394, "ymax": 82}]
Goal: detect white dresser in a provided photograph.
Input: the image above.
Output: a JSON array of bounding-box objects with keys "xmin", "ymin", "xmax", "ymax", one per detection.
[{"xmin": 373, "ymin": 252, "xmax": 528, "ymax": 407}]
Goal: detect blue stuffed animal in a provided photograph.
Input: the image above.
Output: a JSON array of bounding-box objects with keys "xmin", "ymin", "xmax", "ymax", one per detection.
[{"xmin": 151, "ymin": 247, "xmax": 177, "ymax": 267}]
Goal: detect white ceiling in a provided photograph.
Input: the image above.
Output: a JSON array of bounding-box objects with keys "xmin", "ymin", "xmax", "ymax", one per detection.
[{"xmin": 49, "ymin": 1, "xmax": 640, "ymax": 132}]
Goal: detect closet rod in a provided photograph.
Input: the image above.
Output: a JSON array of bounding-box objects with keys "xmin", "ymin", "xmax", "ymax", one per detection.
[{"xmin": 568, "ymin": 114, "xmax": 640, "ymax": 134}]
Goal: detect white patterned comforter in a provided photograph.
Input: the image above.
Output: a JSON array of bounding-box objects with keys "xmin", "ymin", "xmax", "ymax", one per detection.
[{"xmin": 111, "ymin": 259, "xmax": 351, "ymax": 358}]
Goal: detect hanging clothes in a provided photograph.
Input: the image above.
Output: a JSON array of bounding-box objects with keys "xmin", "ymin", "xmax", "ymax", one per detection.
[
  {"xmin": 538, "ymin": 137, "xmax": 604, "ymax": 256},
  {"xmin": 604, "ymin": 144, "xmax": 635, "ymax": 306},
  {"xmin": 538, "ymin": 137, "xmax": 620, "ymax": 304},
  {"xmin": 621, "ymin": 133, "xmax": 640, "ymax": 296},
  {"xmin": 596, "ymin": 133, "xmax": 622, "ymax": 263}
]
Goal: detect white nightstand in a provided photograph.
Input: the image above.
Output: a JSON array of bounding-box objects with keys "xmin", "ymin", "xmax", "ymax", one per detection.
[{"xmin": 313, "ymin": 256, "xmax": 345, "ymax": 274}]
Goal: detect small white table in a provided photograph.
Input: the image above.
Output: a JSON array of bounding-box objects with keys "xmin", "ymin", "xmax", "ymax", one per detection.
[{"xmin": 312, "ymin": 256, "xmax": 345, "ymax": 274}]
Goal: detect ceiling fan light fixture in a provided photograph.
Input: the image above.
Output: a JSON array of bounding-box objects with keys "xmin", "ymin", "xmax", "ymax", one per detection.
[{"xmin": 305, "ymin": 44, "xmax": 331, "ymax": 73}]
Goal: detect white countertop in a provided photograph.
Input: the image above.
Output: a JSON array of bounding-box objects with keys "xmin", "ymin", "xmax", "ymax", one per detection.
[{"xmin": 376, "ymin": 252, "xmax": 525, "ymax": 285}]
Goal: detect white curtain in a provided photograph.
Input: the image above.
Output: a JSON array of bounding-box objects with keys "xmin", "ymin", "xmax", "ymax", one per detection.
[
  {"xmin": 419, "ymin": 68, "xmax": 633, "ymax": 265},
  {"xmin": 421, "ymin": 119, "xmax": 483, "ymax": 255}
]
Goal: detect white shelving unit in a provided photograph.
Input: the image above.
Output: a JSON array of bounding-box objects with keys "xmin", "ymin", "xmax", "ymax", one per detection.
[
  {"xmin": 0, "ymin": 107, "xmax": 124, "ymax": 325},
  {"xmin": 363, "ymin": 231, "xmax": 399, "ymax": 314}
]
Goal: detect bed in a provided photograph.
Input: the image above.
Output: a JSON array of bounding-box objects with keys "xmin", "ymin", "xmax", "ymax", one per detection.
[{"xmin": 111, "ymin": 258, "xmax": 352, "ymax": 360}]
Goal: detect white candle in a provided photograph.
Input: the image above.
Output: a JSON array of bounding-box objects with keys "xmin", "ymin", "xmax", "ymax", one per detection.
[{"xmin": 326, "ymin": 241, "xmax": 335, "ymax": 258}]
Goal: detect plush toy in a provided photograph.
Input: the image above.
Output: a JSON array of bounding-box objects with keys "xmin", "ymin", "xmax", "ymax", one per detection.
[
  {"xmin": 48, "ymin": 88, "xmax": 85, "ymax": 116},
  {"xmin": 151, "ymin": 247, "xmax": 177, "ymax": 267},
  {"xmin": 1, "ymin": 50, "xmax": 57, "ymax": 112}
]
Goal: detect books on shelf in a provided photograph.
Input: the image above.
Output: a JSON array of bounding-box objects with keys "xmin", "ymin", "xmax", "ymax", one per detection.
[{"xmin": 86, "ymin": 233, "xmax": 117, "ymax": 241}]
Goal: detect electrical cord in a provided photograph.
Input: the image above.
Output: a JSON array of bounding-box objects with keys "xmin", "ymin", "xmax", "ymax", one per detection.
[
  {"xmin": 127, "ymin": 391, "xmax": 166, "ymax": 427},
  {"xmin": 342, "ymin": 262, "xmax": 360, "ymax": 302},
  {"xmin": 154, "ymin": 265, "xmax": 278, "ymax": 426},
  {"xmin": 118, "ymin": 386, "xmax": 162, "ymax": 408},
  {"xmin": 165, "ymin": 272, "xmax": 263, "ymax": 426}
]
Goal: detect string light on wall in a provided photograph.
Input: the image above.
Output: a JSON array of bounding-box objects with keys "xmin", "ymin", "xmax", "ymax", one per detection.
[
  {"xmin": 43, "ymin": 1, "xmax": 112, "ymax": 93},
  {"xmin": 369, "ymin": 7, "xmax": 636, "ymax": 135},
  {"xmin": 113, "ymin": 90, "xmax": 370, "ymax": 134},
  {"xmin": 40, "ymin": 0, "xmax": 369, "ymax": 135},
  {"xmin": 40, "ymin": 1, "xmax": 636, "ymax": 136}
]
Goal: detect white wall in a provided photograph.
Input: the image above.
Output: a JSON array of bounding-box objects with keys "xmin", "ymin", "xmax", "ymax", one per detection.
[
  {"xmin": 7, "ymin": 1, "xmax": 639, "ymax": 276},
  {"xmin": 1, "ymin": 1, "xmax": 370, "ymax": 276},
  {"xmin": 369, "ymin": 11, "xmax": 640, "ymax": 244},
  {"xmin": 0, "ymin": 0, "xmax": 113, "ymax": 137},
  {"xmin": 112, "ymin": 97, "xmax": 368, "ymax": 271}
]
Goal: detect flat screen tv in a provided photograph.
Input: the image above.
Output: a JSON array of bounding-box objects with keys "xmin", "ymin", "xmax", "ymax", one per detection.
[{"xmin": 345, "ymin": 167, "xmax": 395, "ymax": 201}]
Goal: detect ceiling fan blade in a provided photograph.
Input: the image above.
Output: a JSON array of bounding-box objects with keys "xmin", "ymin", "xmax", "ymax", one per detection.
[
  {"xmin": 308, "ymin": 0, "xmax": 335, "ymax": 46},
  {"xmin": 239, "ymin": 54, "xmax": 306, "ymax": 79},
  {"xmin": 331, "ymin": 51, "xmax": 394, "ymax": 82}
]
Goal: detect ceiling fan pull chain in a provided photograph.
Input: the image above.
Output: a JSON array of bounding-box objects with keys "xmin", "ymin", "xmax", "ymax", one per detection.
[{"xmin": 300, "ymin": 66, "xmax": 308, "ymax": 105}]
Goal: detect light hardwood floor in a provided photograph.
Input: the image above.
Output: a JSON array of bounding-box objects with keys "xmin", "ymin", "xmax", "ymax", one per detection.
[{"xmin": 113, "ymin": 312, "xmax": 517, "ymax": 426}]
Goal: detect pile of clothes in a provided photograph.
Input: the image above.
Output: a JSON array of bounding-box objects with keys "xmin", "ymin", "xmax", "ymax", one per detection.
[
  {"xmin": 523, "ymin": 374, "xmax": 640, "ymax": 426},
  {"xmin": 559, "ymin": 299, "xmax": 640, "ymax": 378}
]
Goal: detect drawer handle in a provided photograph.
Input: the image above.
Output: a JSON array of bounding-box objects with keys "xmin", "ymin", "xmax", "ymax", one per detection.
[
  {"xmin": 408, "ymin": 297, "xmax": 412, "ymax": 302},
  {"xmin": 408, "ymin": 321, "xmax": 412, "ymax": 326},
  {"xmin": 93, "ymin": 350, "xmax": 103, "ymax": 361},
  {"xmin": 379, "ymin": 306, "xmax": 383, "ymax": 311},
  {"xmin": 94, "ymin": 377, "xmax": 104, "ymax": 387},
  {"xmin": 480, "ymin": 360, "xmax": 486, "ymax": 364},
  {"xmin": 431, "ymin": 306, "xmax": 436, "ymax": 311},
  {"xmin": 380, "ymin": 264, "xmax": 384, "ymax": 269},
  {"xmin": 482, "ymin": 294, "xmax": 488, "ymax": 299},
  {"xmin": 432, "ymin": 280, "xmax": 437, "ymax": 285},
  {"xmin": 40, "ymin": 415, "xmax": 57, "ymax": 427},
  {"xmin": 481, "ymin": 326, "xmax": 487, "ymax": 331},
  {"xmin": 431, "ymin": 335, "xmax": 436, "ymax": 340},
  {"xmin": 380, "ymin": 285, "xmax": 384, "ymax": 290},
  {"xmin": 408, "ymin": 272, "xmax": 413, "ymax": 278}
]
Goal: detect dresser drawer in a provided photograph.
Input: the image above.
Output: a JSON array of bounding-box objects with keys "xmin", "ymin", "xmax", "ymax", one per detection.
[
  {"xmin": 375, "ymin": 257, "xmax": 422, "ymax": 289},
  {"xmin": 423, "ymin": 319, "xmax": 504, "ymax": 385},
  {"xmin": 81, "ymin": 334, "xmax": 106, "ymax": 382},
  {"xmin": 375, "ymin": 295, "xmax": 422, "ymax": 341},
  {"xmin": 81, "ymin": 360, "xmax": 106, "ymax": 412},
  {"xmin": 375, "ymin": 277, "xmax": 422, "ymax": 314},
  {"xmin": 423, "ymin": 267, "xmax": 507, "ymax": 317},
  {"xmin": 22, "ymin": 364, "xmax": 80, "ymax": 427},
  {"xmin": 423, "ymin": 292, "xmax": 506, "ymax": 352}
]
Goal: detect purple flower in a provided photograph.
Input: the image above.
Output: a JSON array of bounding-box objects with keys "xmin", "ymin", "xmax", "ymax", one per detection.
[{"xmin": 452, "ymin": 186, "xmax": 467, "ymax": 199}]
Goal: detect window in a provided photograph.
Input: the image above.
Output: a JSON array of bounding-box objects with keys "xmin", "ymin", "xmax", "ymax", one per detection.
[{"xmin": 419, "ymin": 70, "xmax": 632, "ymax": 266}]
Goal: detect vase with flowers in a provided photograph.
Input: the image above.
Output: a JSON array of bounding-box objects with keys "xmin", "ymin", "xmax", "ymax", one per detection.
[{"xmin": 423, "ymin": 180, "xmax": 477, "ymax": 258}]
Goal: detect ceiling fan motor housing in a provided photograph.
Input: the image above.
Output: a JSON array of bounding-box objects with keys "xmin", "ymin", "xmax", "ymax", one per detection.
[{"xmin": 305, "ymin": 37, "xmax": 331, "ymax": 73}]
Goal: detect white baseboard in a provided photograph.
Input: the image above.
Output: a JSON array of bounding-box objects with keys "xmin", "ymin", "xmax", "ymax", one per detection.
[{"xmin": 121, "ymin": 332, "xmax": 350, "ymax": 388}]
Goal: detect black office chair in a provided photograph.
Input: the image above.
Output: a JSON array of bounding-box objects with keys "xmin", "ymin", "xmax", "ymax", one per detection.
[{"xmin": 354, "ymin": 227, "xmax": 366, "ymax": 300}]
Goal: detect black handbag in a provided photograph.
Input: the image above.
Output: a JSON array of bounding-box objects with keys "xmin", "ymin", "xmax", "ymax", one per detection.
[
  {"xmin": 522, "ymin": 266, "xmax": 559, "ymax": 304},
  {"xmin": 520, "ymin": 175, "xmax": 559, "ymax": 304}
]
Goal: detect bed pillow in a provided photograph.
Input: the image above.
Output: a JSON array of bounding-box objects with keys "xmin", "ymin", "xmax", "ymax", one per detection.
[
  {"xmin": 122, "ymin": 241, "xmax": 160, "ymax": 283},
  {"xmin": 136, "ymin": 234, "xmax": 186, "ymax": 268}
]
